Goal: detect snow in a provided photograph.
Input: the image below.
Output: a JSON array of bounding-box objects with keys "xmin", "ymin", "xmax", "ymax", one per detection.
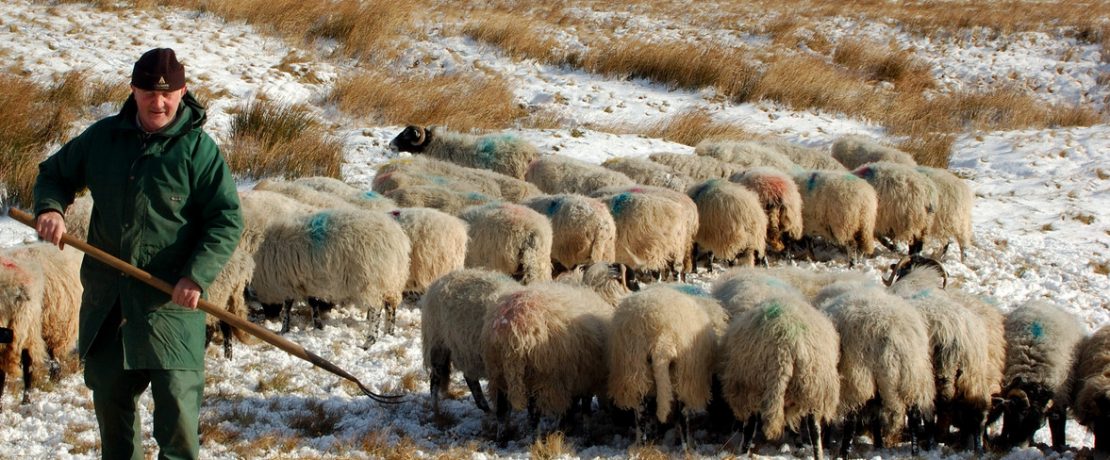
[{"xmin": 1, "ymin": 0, "xmax": 1108, "ymax": 458}]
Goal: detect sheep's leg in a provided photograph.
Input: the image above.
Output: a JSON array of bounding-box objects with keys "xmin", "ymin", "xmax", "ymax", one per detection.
[
  {"xmin": 20, "ymin": 349, "xmax": 32, "ymax": 405},
  {"xmin": 677, "ymin": 405, "xmax": 694, "ymax": 453},
  {"xmin": 908, "ymin": 238, "xmax": 924, "ymax": 256},
  {"xmin": 1095, "ymin": 419, "xmax": 1110, "ymax": 454},
  {"xmin": 869, "ymin": 409, "xmax": 884, "ymax": 449},
  {"xmin": 908, "ymin": 406, "xmax": 922, "ymax": 455},
  {"xmin": 527, "ymin": 397, "xmax": 541, "ymax": 438},
  {"xmin": 465, "ymin": 376, "xmax": 490, "ymax": 413},
  {"xmin": 741, "ymin": 414, "xmax": 759, "ymax": 455},
  {"xmin": 220, "ymin": 321, "xmax": 234, "ymax": 360},
  {"xmin": 47, "ymin": 349, "xmax": 61, "ymax": 382},
  {"xmin": 280, "ymin": 299, "xmax": 293, "ymax": 334},
  {"xmin": 364, "ymin": 305, "xmax": 384, "ymax": 348},
  {"xmin": 839, "ymin": 415, "xmax": 857, "ymax": 459},
  {"xmin": 428, "ymin": 347, "xmax": 450, "ymax": 416},
  {"xmin": 495, "ymin": 390, "xmax": 512, "ymax": 446},
  {"xmin": 307, "ymin": 297, "xmax": 327, "ymax": 330},
  {"xmin": 1048, "ymin": 404, "xmax": 1067, "ymax": 451},
  {"xmin": 384, "ymin": 301, "xmax": 397, "ymax": 336},
  {"xmin": 963, "ymin": 410, "xmax": 985, "ymax": 453},
  {"xmin": 0, "ymin": 368, "xmax": 6, "ymax": 409},
  {"xmin": 806, "ymin": 415, "xmax": 823, "ymax": 460}
]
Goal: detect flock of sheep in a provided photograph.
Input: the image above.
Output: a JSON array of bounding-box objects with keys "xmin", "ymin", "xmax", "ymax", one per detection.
[{"xmin": 0, "ymin": 124, "xmax": 1106, "ymax": 458}]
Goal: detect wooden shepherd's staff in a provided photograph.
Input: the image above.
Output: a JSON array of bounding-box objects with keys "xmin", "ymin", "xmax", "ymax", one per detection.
[{"xmin": 6, "ymin": 206, "xmax": 402, "ymax": 403}]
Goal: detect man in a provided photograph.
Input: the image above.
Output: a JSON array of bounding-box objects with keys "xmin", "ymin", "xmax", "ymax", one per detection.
[{"xmin": 33, "ymin": 48, "xmax": 242, "ymax": 460}]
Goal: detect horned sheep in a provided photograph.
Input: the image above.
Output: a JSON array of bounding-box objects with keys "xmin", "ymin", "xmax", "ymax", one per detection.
[
  {"xmin": 522, "ymin": 194, "xmax": 617, "ymax": 273},
  {"xmin": 390, "ymin": 125, "xmax": 539, "ymax": 179},
  {"xmin": 831, "ymin": 135, "xmax": 917, "ymax": 169},
  {"xmin": 459, "ymin": 202, "xmax": 553, "ymax": 285},
  {"xmin": 1062, "ymin": 325, "xmax": 1110, "ymax": 454}
]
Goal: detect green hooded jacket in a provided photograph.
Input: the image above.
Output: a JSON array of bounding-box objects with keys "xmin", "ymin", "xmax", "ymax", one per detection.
[{"xmin": 33, "ymin": 92, "xmax": 242, "ymax": 370}]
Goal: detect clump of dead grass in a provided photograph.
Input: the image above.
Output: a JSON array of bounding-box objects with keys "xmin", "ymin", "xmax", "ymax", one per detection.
[
  {"xmin": 640, "ymin": 108, "xmax": 758, "ymax": 147},
  {"xmin": 833, "ymin": 38, "xmax": 935, "ymax": 91},
  {"xmin": 754, "ymin": 55, "xmax": 884, "ymax": 117},
  {"xmin": 463, "ymin": 13, "xmax": 569, "ymax": 65},
  {"xmin": 530, "ymin": 431, "xmax": 572, "ymax": 459},
  {"xmin": 224, "ymin": 98, "xmax": 343, "ymax": 180}
]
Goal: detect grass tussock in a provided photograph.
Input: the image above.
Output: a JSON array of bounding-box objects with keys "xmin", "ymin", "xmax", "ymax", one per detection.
[
  {"xmin": 463, "ymin": 13, "xmax": 569, "ymax": 65},
  {"xmin": 833, "ymin": 38, "xmax": 935, "ymax": 91},
  {"xmin": 530, "ymin": 431, "xmax": 572, "ymax": 460},
  {"xmin": 288, "ymin": 400, "xmax": 342, "ymax": 438},
  {"xmin": 225, "ymin": 98, "xmax": 343, "ymax": 180},
  {"xmin": 580, "ymin": 39, "xmax": 761, "ymax": 102},
  {"xmin": 329, "ymin": 70, "xmax": 526, "ymax": 131},
  {"xmin": 360, "ymin": 431, "xmax": 421, "ymax": 459},
  {"xmin": 641, "ymin": 108, "xmax": 758, "ymax": 147},
  {"xmin": 628, "ymin": 443, "xmax": 671, "ymax": 460},
  {"xmin": 754, "ymin": 55, "xmax": 883, "ymax": 117}
]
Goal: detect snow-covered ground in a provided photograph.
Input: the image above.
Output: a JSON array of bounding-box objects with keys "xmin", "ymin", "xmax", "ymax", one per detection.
[{"xmin": 1, "ymin": 0, "xmax": 1108, "ymax": 458}]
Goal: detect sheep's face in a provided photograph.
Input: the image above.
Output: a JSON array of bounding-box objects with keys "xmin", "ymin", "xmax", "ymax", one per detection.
[
  {"xmin": 389, "ymin": 125, "xmax": 429, "ymax": 153},
  {"xmin": 996, "ymin": 386, "xmax": 1051, "ymax": 449}
]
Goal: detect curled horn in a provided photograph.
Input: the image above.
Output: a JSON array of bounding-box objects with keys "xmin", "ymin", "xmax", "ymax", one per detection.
[
  {"xmin": 884, "ymin": 255, "xmax": 948, "ymax": 288},
  {"xmin": 409, "ymin": 125, "xmax": 426, "ymax": 146},
  {"xmin": 883, "ymin": 257, "xmax": 910, "ymax": 287}
]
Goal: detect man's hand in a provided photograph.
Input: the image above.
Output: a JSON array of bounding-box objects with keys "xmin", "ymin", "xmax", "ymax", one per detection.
[
  {"xmin": 173, "ymin": 277, "xmax": 202, "ymax": 309},
  {"xmin": 35, "ymin": 211, "xmax": 67, "ymax": 249}
]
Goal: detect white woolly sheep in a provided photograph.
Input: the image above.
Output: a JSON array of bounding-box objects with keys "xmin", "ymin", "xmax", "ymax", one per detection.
[
  {"xmin": 525, "ymin": 155, "xmax": 635, "ymax": 195},
  {"xmin": 991, "ymin": 300, "xmax": 1084, "ymax": 450},
  {"xmin": 482, "ymin": 282, "xmax": 614, "ymax": 441},
  {"xmin": 384, "ymin": 185, "xmax": 497, "ymax": 216},
  {"xmin": 459, "ymin": 202, "xmax": 553, "ymax": 285},
  {"xmin": 1062, "ymin": 325, "xmax": 1110, "ymax": 454},
  {"xmin": 238, "ymin": 189, "xmax": 317, "ymax": 254},
  {"xmin": 601, "ymin": 156, "xmax": 691, "ymax": 191},
  {"xmin": 648, "ymin": 152, "xmax": 744, "ymax": 181},
  {"xmin": 915, "ymin": 166, "xmax": 973, "ymax": 261},
  {"xmin": 251, "ymin": 209, "xmax": 411, "ymax": 344},
  {"xmin": 63, "ymin": 194, "xmax": 93, "ymax": 241},
  {"xmin": 759, "ymin": 139, "xmax": 846, "ymax": 171},
  {"xmin": 0, "ymin": 243, "xmax": 82, "ymax": 407},
  {"xmin": 292, "ymin": 176, "xmax": 398, "ymax": 212},
  {"xmin": 390, "ymin": 125, "xmax": 539, "ymax": 179},
  {"xmin": 591, "ymin": 186, "xmax": 698, "ymax": 280},
  {"xmin": 853, "ymin": 161, "xmax": 938, "ymax": 255},
  {"xmin": 608, "ymin": 284, "xmax": 727, "ymax": 446},
  {"xmin": 693, "ymin": 139, "xmax": 799, "ymax": 172},
  {"xmin": 888, "ymin": 262, "xmax": 995, "ymax": 451},
  {"xmin": 710, "ymin": 267, "xmax": 806, "ymax": 317},
  {"xmin": 387, "ymin": 207, "xmax": 469, "ymax": 296},
  {"xmin": 523, "ymin": 194, "xmax": 617, "ymax": 273},
  {"xmin": 254, "ymin": 179, "xmax": 359, "ymax": 211},
  {"xmin": 759, "ymin": 266, "xmax": 876, "ymax": 303},
  {"xmin": 730, "ymin": 167, "xmax": 804, "ymax": 253},
  {"xmin": 372, "ymin": 168, "xmax": 496, "ymax": 198},
  {"xmin": 420, "ymin": 268, "xmax": 521, "ymax": 415},
  {"xmin": 686, "ymin": 179, "xmax": 767, "ymax": 268},
  {"xmin": 204, "ymin": 248, "xmax": 257, "ymax": 360},
  {"xmin": 553, "ymin": 262, "xmax": 634, "ymax": 308},
  {"xmin": 831, "ymin": 135, "xmax": 917, "ymax": 169},
  {"xmin": 792, "ymin": 170, "xmax": 878, "ymax": 264},
  {"xmin": 718, "ymin": 294, "xmax": 840, "ymax": 457},
  {"xmin": 816, "ymin": 283, "xmax": 935, "ymax": 455},
  {"xmin": 376, "ymin": 156, "xmax": 541, "ymax": 201}
]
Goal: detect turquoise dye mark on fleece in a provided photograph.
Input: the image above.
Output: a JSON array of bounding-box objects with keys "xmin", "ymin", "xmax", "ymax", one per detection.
[
  {"xmin": 466, "ymin": 192, "xmax": 491, "ymax": 202},
  {"xmin": 362, "ymin": 191, "xmax": 383, "ymax": 200},
  {"xmin": 476, "ymin": 135, "xmax": 514, "ymax": 168},
  {"xmin": 911, "ymin": 289, "xmax": 933, "ymax": 300},
  {"xmin": 610, "ymin": 192, "xmax": 633, "ymax": 217},
  {"xmin": 1029, "ymin": 321, "xmax": 1046, "ymax": 340},
  {"xmin": 306, "ymin": 212, "xmax": 332, "ymax": 250},
  {"xmin": 545, "ymin": 197, "xmax": 564, "ymax": 217},
  {"xmin": 691, "ymin": 179, "xmax": 719, "ymax": 201},
  {"xmin": 806, "ymin": 173, "xmax": 819, "ymax": 192},
  {"xmin": 672, "ymin": 283, "xmax": 709, "ymax": 298},
  {"xmin": 428, "ymin": 175, "xmax": 449, "ymax": 186},
  {"xmin": 762, "ymin": 301, "xmax": 784, "ymax": 321}
]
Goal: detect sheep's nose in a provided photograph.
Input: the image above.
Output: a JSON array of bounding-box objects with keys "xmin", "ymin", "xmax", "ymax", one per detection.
[{"xmin": 0, "ymin": 327, "xmax": 13, "ymax": 344}]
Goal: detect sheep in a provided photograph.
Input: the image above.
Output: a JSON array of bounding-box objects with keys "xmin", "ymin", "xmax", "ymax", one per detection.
[
  {"xmin": 482, "ymin": 281, "xmax": 614, "ymax": 441},
  {"xmin": 553, "ymin": 262, "xmax": 635, "ymax": 308},
  {"xmin": 0, "ymin": 243, "xmax": 82, "ymax": 406},
  {"xmin": 607, "ymin": 284, "xmax": 727, "ymax": 446},
  {"xmin": 203, "ymin": 248, "xmax": 257, "ymax": 360},
  {"xmin": 459, "ymin": 202, "xmax": 553, "ymax": 285},
  {"xmin": 237, "ymin": 189, "xmax": 317, "ymax": 254},
  {"xmin": 710, "ymin": 267, "xmax": 806, "ymax": 317},
  {"xmin": 686, "ymin": 179, "xmax": 767, "ymax": 268},
  {"xmin": 990, "ymin": 300, "xmax": 1084, "ymax": 450},
  {"xmin": 251, "ymin": 209, "xmax": 411, "ymax": 344},
  {"xmin": 591, "ymin": 186, "xmax": 698, "ymax": 280},
  {"xmin": 915, "ymin": 166, "xmax": 973, "ymax": 261},
  {"xmin": 522, "ymin": 194, "xmax": 617, "ymax": 273},
  {"xmin": 525, "ymin": 155, "xmax": 635, "ymax": 195},
  {"xmin": 372, "ymin": 168, "xmax": 495, "ymax": 198},
  {"xmin": 693, "ymin": 139, "xmax": 799, "ymax": 172},
  {"xmin": 831, "ymin": 135, "xmax": 917, "ymax": 169},
  {"xmin": 730, "ymin": 167, "xmax": 804, "ymax": 253},
  {"xmin": 718, "ymin": 294, "xmax": 840, "ymax": 457},
  {"xmin": 816, "ymin": 283, "xmax": 935, "ymax": 456},
  {"xmin": 887, "ymin": 260, "xmax": 995, "ymax": 451},
  {"xmin": 420, "ymin": 269, "xmax": 521, "ymax": 415},
  {"xmin": 792, "ymin": 170, "xmax": 877, "ymax": 264},
  {"xmin": 1062, "ymin": 325, "xmax": 1110, "ymax": 454},
  {"xmin": 292, "ymin": 176, "xmax": 398, "ymax": 212},
  {"xmin": 384, "ymin": 185, "xmax": 496, "ymax": 216},
  {"xmin": 63, "ymin": 194, "xmax": 93, "ymax": 240},
  {"xmin": 760, "ymin": 266, "xmax": 877, "ymax": 303},
  {"xmin": 647, "ymin": 152, "xmax": 744, "ymax": 181},
  {"xmin": 759, "ymin": 139, "xmax": 846, "ymax": 171},
  {"xmin": 601, "ymin": 156, "xmax": 691, "ymax": 191},
  {"xmin": 387, "ymin": 207, "xmax": 469, "ymax": 296},
  {"xmin": 853, "ymin": 161, "xmax": 938, "ymax": 255},
  {"xmin": 390, "ymin": 125, "xmax": 539, "ymax": 179},
  {"xmin": 376, "ymin": 156, "xmax": 541, "ymax": 201},
  {"xmin": 254, "ymin": 178, "xmax": 358, "ymax": 211}
]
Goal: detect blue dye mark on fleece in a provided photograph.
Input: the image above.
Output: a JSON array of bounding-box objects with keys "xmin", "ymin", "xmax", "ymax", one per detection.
[
  {"xmin": 672, "ymin": 283, "xmax": 709, "ymax": 298},
  {"xmin": 476, "ymin": 135, "xmax": 515, "ymax": 168},
  {"xmin": 911, "ymin": 289, "xmax": 933, "ymax": 300},
  {"xmin": 362, "ymin": 191, "xmax": 382, "ymax": 200},
  {"xmin": 306, "ymin": 212, "xmax": 332, "ymax": 250},
  {"xmin": 545, "ymin": 197, "xmax": 564, "ymax": 217},
  {"xmin": 806, "ymin": 173, "xmax": 819, "ymax": 192},
  {"xmin": 466, "ymin": 192, "xmax": 491, "ymax": 202},
  {"xmin": 763, "ymin": 301, "xmax": 784, "ymax": 321},
  {"xmin": 1029, "ymin": 321, "xmax": 1045, "ymax": 340},
  {"xmin": 429, "ymin": 175, "xmax": 449, "ymax": 186},
  {"xmin": 610, "ymin": 192, "xmax": 633, "ymax": 217}
]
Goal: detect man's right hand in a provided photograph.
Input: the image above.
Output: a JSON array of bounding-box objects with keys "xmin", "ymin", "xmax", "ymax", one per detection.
[{"xmin": 35, "ymin": 211, "xmax": 67, "ymax": 249}]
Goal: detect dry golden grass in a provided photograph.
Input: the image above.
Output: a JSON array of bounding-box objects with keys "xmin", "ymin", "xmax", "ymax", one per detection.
[
  {"xmin": 463, "ymin": 13, "xmax": 569, "ymax": 65},
  {"xmin": 832, "ymin": 38, "xmax": 935, "ymax": 91},
  {"xmin": 639, "ymin": 108, "xmax": 759, "ymax": 147},
  {"xmin": 224, "ymin": 98, "xmax": 343, "ymax": 180},
  {"xmin": 288, "ymin": 400, "xmax": 343, "ymax": 438},
  {"xmin": 359, "ymin": 431, "xmax": 421, "ymax": 459},
  {"xmin": 530, "ymin": 431, "xmax": 572, "ymax": 459},
  {"xmin": 754, "ymin": 55, "xmax": 883, "ymax": 117},
  {"xmin": 329, "ymin": 70, "xmax": 526, "ymax": 131},
  {"xmin": 628, "ymin": 443, "xmax": 672, "ymax": 460}
]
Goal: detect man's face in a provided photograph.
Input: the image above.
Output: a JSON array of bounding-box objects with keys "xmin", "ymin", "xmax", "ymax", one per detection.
[{"xmin": 131, "ymin": 85, "xmax": 186, "ymax": 132}]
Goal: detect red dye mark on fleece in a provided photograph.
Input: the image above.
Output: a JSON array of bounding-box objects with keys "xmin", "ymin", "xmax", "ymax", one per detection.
[{"xmin": 492, "ymin": 291, "xmax": 539, "ymax": 333}]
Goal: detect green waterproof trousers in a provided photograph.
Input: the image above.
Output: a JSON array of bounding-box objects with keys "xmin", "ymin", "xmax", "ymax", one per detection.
[{"xmin": 84, "ymin": 305, "xmax": 204, "ymax": 460}]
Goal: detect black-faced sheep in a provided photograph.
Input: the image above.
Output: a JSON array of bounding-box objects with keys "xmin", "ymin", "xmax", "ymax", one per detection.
[
  {"xmin": 420, "ymin": 269, "xmax": 521, "ymax": 415},
  {"xmin": 1062, "ymin": 325, "xmax": 1110, "ymax": 454},
  {"xmin": 459, "ymin": 202, "xmax": 553, "ymax": 285},
  {"xmin": 390, "ymin": 125, "xmax": 539, "ymax": 179},
  {"xmin": 204, "ymin": 248, "xmax": 257, "ymax": 360},
  {"xmin": 730, "ymin": 167, "xmax": 804, "ymax": 254},
  {"xmin": 693, "ymin": 139, "xmax": 799, "ymax": 172},
  {"xmin": 792, "ymin": 170, "xmax": 877, "ymax": 264},
  {"xmin": 686, "ymin": 179, "xmax": 767, "ymax": 268},
  {"xmin": 831, "ymin": 135, "xmax": 917, "ymax": 169},
  {"xmin": 482, "ymin": 282, "xmax": 614, "ymax": 441},
  {"xmin": 251, "ymin": 209, "xmax": 411, "ymax": 344},
  {"xmin": 525, "ymin": 155, "xmax": 635, "ymax": 195},
  {"xmin": 853, "ymin": 162, "xmax": 938, "ymax": 255},
  {"xmin": 388, "ymin": 207, "xmax": 469, "ymax": 297},
  {"xmin": 522, "ymin": 194, "xmax": 617, "ymax": 273},
  {"xmin": 991, "ymin": 300, "xmax": 1084, "ymax": 450},
  {"xmin": 601, "ymin": 156, "xmax": 691, "ymax": 191}
]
